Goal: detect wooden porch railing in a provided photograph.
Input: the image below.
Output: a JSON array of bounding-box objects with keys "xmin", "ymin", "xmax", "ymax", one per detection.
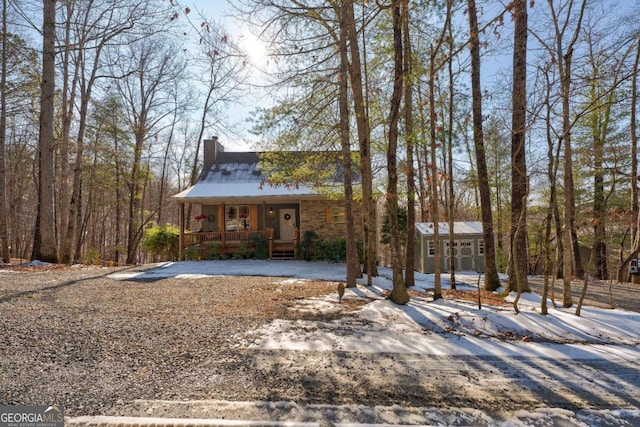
[{"xmin": 183, "ymin": 228, "xmax": 274, "ymax": 258}]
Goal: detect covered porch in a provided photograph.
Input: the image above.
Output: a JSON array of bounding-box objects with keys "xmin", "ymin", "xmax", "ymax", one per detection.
[{"xmin": 176, "ymin": 200, "xmax": 301, "ymax": 260}]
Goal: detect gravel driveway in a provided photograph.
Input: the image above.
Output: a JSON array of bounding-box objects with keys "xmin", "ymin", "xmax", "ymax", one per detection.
[
  {"xmin": 1, "ymin": 263, "xmax": 639, "ymax": 425},
  {"xmin": 0, "ymin": 265, "xmax": 356, "ymax": 416}
]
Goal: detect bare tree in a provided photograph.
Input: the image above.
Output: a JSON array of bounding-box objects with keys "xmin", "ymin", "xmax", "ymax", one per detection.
[
  {"xmin": 32, "ymin": 0, "xmax": 57, "ymax": 263},
  {"xmin": 402, "ymin": 0, "xmax": 416, "ymax": 288},
  {"xmin": 0, "ymin": 0, "xmax": 9, "ymax": 262},
  {"xmin": 338, "ymin": 0, "xmax": 359, "ymax": 288},
  {"xmin": 344, "ymin": 0, "xmax": 378, "ymax": 283},
  {"xmin": 546, "ymin": 0, "xmax": 588, "ymax": 307},
  {"xmin": 111, "ymin": 36, "xmax": 187, "ymax": 264},
  {"xmin": 58, "ymin": 0, "xmax": 156, "ymax": 263},
  {"xmin": 466, "ymin": 0, "xmax": 501, "ymax": 291},
  {"xmin": 509, "ymin": 0, "xmax": 530, "ymax": 295},
  {"xmin": 387, "ymin": 0, "xmax": 409, "ymax": 304},
  {"xmin": 617, "ymin": 32, "xmax": 640, "ymax": 283}
]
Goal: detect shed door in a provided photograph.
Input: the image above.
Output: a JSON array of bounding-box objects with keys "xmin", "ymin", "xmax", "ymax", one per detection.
[
  {"xmin": 444, "ymin": 239, "xmax": 476, "ymax": 272},
  {"xmin": 279, "ymin": 209, "xmax": 296, "ymax": 241},
  {"xmin": 459, "ymin": 240, "xmax": 475, "ymax": 271}
]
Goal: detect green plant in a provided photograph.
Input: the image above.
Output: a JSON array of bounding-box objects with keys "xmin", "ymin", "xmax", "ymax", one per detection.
[
  {"xmin": 251, "ymin": 234, "xmax": 270, "ymax": 259},
  {"xmin": 315, "ymin": 237, "xmax": 347, "ymax": 262},
  {"xmin": 204, "ymin": 243, "xmax": 225, "ymax": 260},
  {"xmin": 143, "ymin": 224, "xmax": 179, "ymax": 260},
  {"xmin": 297, "ymin": 231, "xmax": 350, "ymax": 263},
  {"xmin": 184, "ymin": 246, "xmax": 202, "ymax": 261},
  {"xmin": 298, "ymin": 230, "xmax": 320, "ymax": 261},
  {"xmin": 232, "ymin": 242, "xmax": 251, "ymax": 259}
]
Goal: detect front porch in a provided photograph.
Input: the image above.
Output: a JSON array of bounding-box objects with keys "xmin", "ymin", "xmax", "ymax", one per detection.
[
  {"xmin": 176, "ymin": 200, "xmax": 303, "ymax": 260},
  {"xmin": 181, "ymin": 228, "xmax": 300, "ymax": 260}
]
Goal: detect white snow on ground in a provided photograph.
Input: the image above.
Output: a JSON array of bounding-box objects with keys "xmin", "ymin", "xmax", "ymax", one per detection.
[{"xmin": 109, "ymin": 260, "xmax": 640, "ymax": 426}]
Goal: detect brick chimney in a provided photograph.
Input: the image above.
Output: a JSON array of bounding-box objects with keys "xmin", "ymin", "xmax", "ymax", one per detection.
[{"xmin": 203, "ymin": 136, "xmax": 224, "ymax": 169}]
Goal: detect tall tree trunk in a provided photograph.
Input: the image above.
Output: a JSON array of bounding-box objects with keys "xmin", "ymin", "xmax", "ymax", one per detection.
[
  {"xmin": 553, "ymin": 0, "xmax": 587, "ymax": 306},
  {"xmin": 416, "ymin": 85, "xmax": 429, "ymax": 221},
  {"xmin": 58, "ymin": 1, "xmax": 76, "ymax": 264},
  {"xmin": 0, "ymin": 0, "xmax": 9, "ymax": 263},
  {"xmin": 542, "ymin": 64, "xmax": 562, "ymax": 314},
  {"xmin": 126, "ymin": 122, "xmax": 146, "ymax": 265},
  {"xmin": 509, "ymin": 0, "xmax": 530, "ymax": 295},
  {"xmin": 32, "ymin": 0, "xmax": 58, "ymax": 263},
  {"xmin": 388, "ymin": 0, "xmax": 409, "ymax": 304},
  {"xmin": 339, "ymin": 0, "xmax": 358, "ymax": 288},
  {"xmin": 429, "ymin": 44, "xmax": 442, "ymax": 301},
  {"xmin": 467, "ymin": 0, "xmax": 501, "ymax": 291},
  {"xmin": 402, "ymin": 0, "xmax": 415, "ymax": 287},
  {"xmin": 593, "ymin": 118, "xmax": 607, "ymax": 279},
  {"xmin": 345, "ymin": 1, "xmax": 377, "ymax": 284},
  {"xmin": 114, "ymin": 128, "xmax": 122, "ymax": 265},
  {"xmin": 446, "ymin": 14, "xmax": 456, "ymax": 290}
]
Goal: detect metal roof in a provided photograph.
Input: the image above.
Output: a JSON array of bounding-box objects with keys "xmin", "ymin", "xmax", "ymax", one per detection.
[
  {"xmin": 415, "ymin": 221, "xmax": 483, "ymax": 236},
  {"xmin": 172, "ymin": 153, "xmax": 328, "ymax": 201}
]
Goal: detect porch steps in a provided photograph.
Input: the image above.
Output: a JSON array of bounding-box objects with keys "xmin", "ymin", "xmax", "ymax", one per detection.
[{"xmin": 271, "ymin": 249, "xmax": 295, "ymax": 260}]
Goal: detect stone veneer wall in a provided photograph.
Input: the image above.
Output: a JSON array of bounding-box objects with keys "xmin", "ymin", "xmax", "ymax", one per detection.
[{"xmin": 299, "ymin": 199, "xmax": 363, "ymax": 241}]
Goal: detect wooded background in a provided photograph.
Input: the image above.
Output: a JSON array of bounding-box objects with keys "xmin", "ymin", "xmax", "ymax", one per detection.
[{"xmin": 1, "ymin": 0, "xmax": 639, "ymax": 305}]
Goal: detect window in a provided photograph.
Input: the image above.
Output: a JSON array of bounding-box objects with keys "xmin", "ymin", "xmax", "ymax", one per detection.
[
  {"xmin": 427, "ymin": 240, "xmax": 435, "ymax": 256},
  {"xmin": 478, "ymin": 239, "xmax": 485, "ymax": 255},
  {"xmin": 330, "ymin": 207, "xmax": 345, "ymax": 224},
  {"xmin": 225, "ymin": 205, "xmax": 250, "ymax": 231}
]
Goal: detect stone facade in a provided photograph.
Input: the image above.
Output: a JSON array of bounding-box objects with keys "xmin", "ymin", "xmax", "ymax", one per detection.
[{"xmin": 300, "ymin": 199, "xmax": 363, "ymax": 242}]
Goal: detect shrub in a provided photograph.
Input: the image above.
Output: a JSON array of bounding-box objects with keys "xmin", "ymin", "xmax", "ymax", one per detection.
[
  {"xmin": 297, "ymin": 230, "xmax": 352, "ymax": 263},
  {"xmin": 251, "ymin": 234, "xmax": 270, "ymax": 259},
  {"xmin": 142, "ymin": 224, "xmax": 179, "ymax": 260}
]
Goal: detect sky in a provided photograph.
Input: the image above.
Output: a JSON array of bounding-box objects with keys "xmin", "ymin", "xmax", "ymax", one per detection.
[
  {"xmin": 184, "ymin": 0, "xmax": 271, "ymax": 151},
  {"xmin": 104, "ymin": 259, "xmax": 640, "ymax": 426}
]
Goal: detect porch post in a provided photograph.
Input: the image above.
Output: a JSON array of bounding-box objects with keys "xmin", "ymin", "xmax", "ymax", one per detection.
[
  {"xmin": 179, "ymin": 202, "xmax": 185, "ymax": 260},
  {"xmin": 221, "ymin": 202, "xmax": 226, "ymax": 249}
]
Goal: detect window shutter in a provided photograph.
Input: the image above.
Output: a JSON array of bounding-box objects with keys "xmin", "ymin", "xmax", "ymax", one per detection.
[
  {"xmin": 326, "ymin": 207, "xmax": 332, "ymax": 224},
  {"xmin": 217, "ymin": 205, "xmax": 224, "ymax": 232},
  {"xmin": 250, "ymin": 205, "xmax": 258, "ymax": 229}
]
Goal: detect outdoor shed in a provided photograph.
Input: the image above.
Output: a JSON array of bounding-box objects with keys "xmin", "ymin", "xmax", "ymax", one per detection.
[{"xmin": 415, "ymin": 221, "xmax": 485, "ymax": 274}]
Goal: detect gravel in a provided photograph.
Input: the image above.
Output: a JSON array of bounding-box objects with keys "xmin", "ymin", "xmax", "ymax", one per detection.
[
  {"xmin": 2, "ymin": 264, "xmax": 639, "ymax": 423},
  {"xmin": 0, "ymin": 265, "xmax": 356, "ymax": 416}
]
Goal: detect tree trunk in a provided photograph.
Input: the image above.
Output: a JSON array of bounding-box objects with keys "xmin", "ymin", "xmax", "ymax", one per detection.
[
  {"xmin": 388, "ymin": 1, "xmax": 409, "ymax": 305},
  {"xmin": 345, "ymin": 1, "xmax": 377, "ymax": 284},
  {"xmin": 617, "ymin": 34, "xmax": 640, "ymax": 283},
  {"xmin": 467, "ymin": 0, "xmax": 501, "ymax": 291},
  {"xmin": 58, "ymin": 1, "xmax": 77, "ymax": 264},
  {"xmin": 32, "ymin": 0, "xmax": 58, "ymax": 263},
  {"xmin": 402, "ymin": 0, "xmax": 415, "ymax": 287},
  {"xmin": 446, "ymin": 16, "xmax": 456, "ymax": 290},
  {"xmin": 553, "ymin": 0, "xmax": 588, "ymax": 306},
  {"xmin": 429, "ymin": 44, "xmax": 442, "ymax": 301},
  {"xmin": 0, "ymin": 0, "xmax": 9, "ymax": 263},
  {"xmin": 509, "ymin": 0, "xmax": 530, "ymax": 294},
  {"xmin": 339, "ymin": 0, "xmax": 358, "ymax": 288}
]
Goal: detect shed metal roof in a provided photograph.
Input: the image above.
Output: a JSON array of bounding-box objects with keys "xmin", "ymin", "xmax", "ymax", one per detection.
[{"xmin": 416, "ymin": 221, "xmax": 483, "ymax": 236}]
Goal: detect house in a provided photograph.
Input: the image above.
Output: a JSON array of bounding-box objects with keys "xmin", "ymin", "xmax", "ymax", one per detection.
[
  {"xmin": 414, "ymin": 221, "xmax": 485, "ymax": 274},
  {"xmin": 172, "ymin": 137, "xmax": 362, "ymax": 260}
]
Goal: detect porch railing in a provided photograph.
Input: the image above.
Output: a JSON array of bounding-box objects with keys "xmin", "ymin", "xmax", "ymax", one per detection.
[{"xmin": 182, "ymin": 228, "xmax": 273, "ymax": 257}]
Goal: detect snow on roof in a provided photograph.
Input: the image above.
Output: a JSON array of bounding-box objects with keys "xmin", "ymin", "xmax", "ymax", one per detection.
[
  {"xmin": 415, "ymin": 221, "xmax": 483, "ymax": 236},
  {"xmin": 172, "ymin": 156, "xmax": 323, "ymax": 200},
  {"xmin": 173, "ymin": 181, "xmax": 318, "ymax": 200}
]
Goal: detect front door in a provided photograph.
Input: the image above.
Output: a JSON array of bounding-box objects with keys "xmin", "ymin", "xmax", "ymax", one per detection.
[{"xmin": 279, "ymin": 209, "xmax": 296, "ymax": 241}]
